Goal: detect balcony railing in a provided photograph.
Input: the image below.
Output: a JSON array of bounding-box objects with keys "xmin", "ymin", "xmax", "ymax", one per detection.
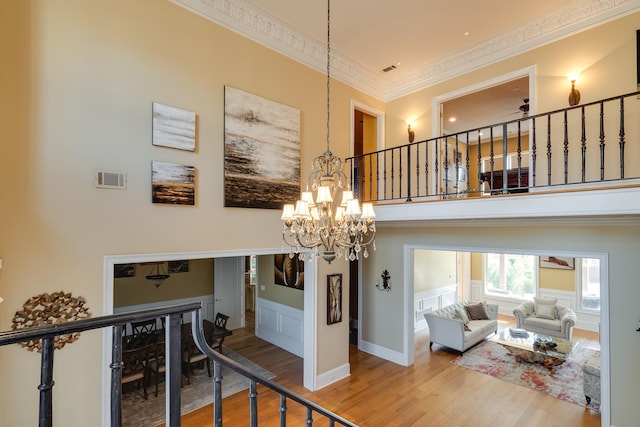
[
  {"xmin": 348, "ymin": 91, "xmax": 640, "ymax": 202},
  {"xmin": 0, "ymin": 302, "xmax": 357, "ymax": 427}
]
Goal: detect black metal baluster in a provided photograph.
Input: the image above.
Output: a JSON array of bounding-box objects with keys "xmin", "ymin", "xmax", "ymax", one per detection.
[
  {"xmin": 307, "ymin": 407, "xmax": 313, "ymax": 426},
  {"xmin": 425, "ymin": 141, "xmax": 430, "ymax": 196},
  {"xmin": 477, "ymin": 131, "xmax": 482, "ymax": 193},
  {"xmin": 212, "ymin": 361, "xmax": 223, "ymax": 427},
  {"xmin": 563, "ymin": 109, "xmax": 569, "ymax": 184},
  {"xmin": 38, "ymin": 337, "xmax": 55, "ymax": 427},
  {"xmin": 599, "ymin": 101, "xmax": 606, "ymax": 181},
  {"xmin": 167, "ymin": 313, "xmax": 181, "ymax": 427},
  {"xmin": 501, "ymin": 124, "xmax": 508, "ymax": 194},
  {"xmin": 249, "ymin": 380, "xmax": 258, "ymax": 427},
  {"xmin": 489, "ymin": 128, "xmax": 495, "ymax": 193},
  {"xmin": 531, "ymin": 117, "xmax": 537, "ymax": 187},
  {"xmin": 546, "ymin": 114, "xmax": 552, "ymax": 186},
  {"xmin": 401, "ymin": 148, "xmax": 407, "ymax": 201},
  {"xmin": 581, "ymin": 106, "xmax": 587, "ymax": 182},
  {"xmin": 465, "ymin": 132, "xmax": 470, "ymax": 194},
  {"xmin": 444, "ymin": 137, "xmax": 450, "ymax": 197},
  {"xmin": 383, "ymin": 151, "xmax": 387, "ymax": 201},
  {"xmin": 619, "ymin": 97, "xmax": 626, "ymax": 179},
  {"xmin": 517, "ymin": 121, "xmax": 522, "ymax": 188},
  {"xmin": 391, "ymin": 149, "xmax": 395, "ymax": 199},
  {"xmin": 375, "ymin": 152, "xmax": 380, "ymax": 201},
  {"xmin": 110, "ymin": 325, "xmax": 124, "ymax": 427},
  {"xmin": 415, "ymin": 143, "xmax": 420, "ymax": 198},
  {"xmin": 279, "ymin": 395, "xmax": 287, "ymax": 427},
  {"xmin": 368, "ymin": 154, "xmax": 373, "ymax": 201}
]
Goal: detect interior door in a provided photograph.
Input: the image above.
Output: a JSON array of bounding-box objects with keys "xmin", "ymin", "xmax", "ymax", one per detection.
[{"xmin": 214, "ymin": 257, "xmax": 244, "ymax": 330}]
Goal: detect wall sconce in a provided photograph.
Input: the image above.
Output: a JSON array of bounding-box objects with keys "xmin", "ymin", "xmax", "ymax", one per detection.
[
  {"xmin": 145, "ymin": 262, "xmax": 170, "ymax": 288},
  {"xmin": 568, "ymin": 74, "xmax": 581, "ymax": 106},
  {"xmin": 376, "ymin": 269, "xmax": 391, "ymax": 292},
  {"xmin": 407, "ymin": 123, "xmax": 415, "ymax": 143}
]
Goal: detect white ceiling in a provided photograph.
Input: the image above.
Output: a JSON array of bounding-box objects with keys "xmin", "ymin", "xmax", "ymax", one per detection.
[{"xmin": 171, "ymin": 0, "xmax": 638, "ymax": 129}]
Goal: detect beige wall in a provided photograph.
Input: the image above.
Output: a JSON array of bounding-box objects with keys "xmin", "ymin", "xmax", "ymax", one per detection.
[
  {"xmin": 114, "ymin": 259, "xmax": 214, "ymax": 308},
  {"xmin": 539, "ymin": 264, "xmax": 576, "ymax": 292},
  {"xmin": 414, "ymin": 249, "xmax": 457, "ymax": 293},
  {"xmin": 0, "ymin": 0, "xmax": 378, "ymax": 424},
  {"xmin": 470, "ymin": 252, "xmax": 483, "ymax": 281}
]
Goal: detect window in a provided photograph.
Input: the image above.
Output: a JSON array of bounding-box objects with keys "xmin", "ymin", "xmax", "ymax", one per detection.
[
  {"xmin": 579, "ymin": 258, "xmax": 600, "ymax": 311},
  {"xmin": 485, "ymin": 253, "xmax": 536, "ymax": 299}
]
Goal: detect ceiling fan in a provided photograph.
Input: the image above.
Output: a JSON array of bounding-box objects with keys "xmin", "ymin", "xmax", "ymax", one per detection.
[{"xmin": 518, "ymin": 98, "xmax": 530, "ymax": 117}]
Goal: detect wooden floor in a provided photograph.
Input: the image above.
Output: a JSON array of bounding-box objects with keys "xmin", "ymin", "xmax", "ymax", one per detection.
[{"xmin": 168, "ymin": 314, "xmax": 601, "ymax": 427}]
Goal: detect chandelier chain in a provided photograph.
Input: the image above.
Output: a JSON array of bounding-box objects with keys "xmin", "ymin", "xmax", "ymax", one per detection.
[{"xmin": 326, "ymin": 0, "xmax": 331, "ymax": 153}]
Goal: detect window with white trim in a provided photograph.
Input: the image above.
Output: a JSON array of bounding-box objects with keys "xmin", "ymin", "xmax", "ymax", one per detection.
[
  {"xmin": 579, "ymin": 258, "xmax": 600, "ymax": 311},
  {"xmin": 484, "ymin": 253, "xmax": 537, "ymax": 299}
]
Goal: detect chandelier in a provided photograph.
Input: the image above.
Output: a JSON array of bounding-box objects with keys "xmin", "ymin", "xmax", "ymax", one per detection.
[
  {"xmin": 281, "ymin": 0, "xmax": 376, "ymax": 264},
  {"xmin": 145, "ymin": 262, "xmax": 170, "ymax": 288}
]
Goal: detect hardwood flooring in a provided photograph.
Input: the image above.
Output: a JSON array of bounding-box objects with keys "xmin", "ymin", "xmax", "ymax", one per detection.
[{"xmin": 164, "ymin": 315, "xmax": 601, "ymax": 427}]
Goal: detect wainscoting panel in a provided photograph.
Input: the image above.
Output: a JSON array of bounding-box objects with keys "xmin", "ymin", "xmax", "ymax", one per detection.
[
  {"xmin": 256, "ymin": 297, "xmax": 304, "ymax": 357},
  {"xmin": 414, "ymin": 284, "xmax": 458, "ymax": 330}
]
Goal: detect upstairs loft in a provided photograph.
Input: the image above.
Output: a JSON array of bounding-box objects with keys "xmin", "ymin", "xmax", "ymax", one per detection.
[{"xmin": 347, "ymin": 91, "xmax": 640, "ymax": 226}]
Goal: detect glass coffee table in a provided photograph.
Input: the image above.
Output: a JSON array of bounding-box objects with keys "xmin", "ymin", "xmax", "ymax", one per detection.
[{"xmin": 491, "ymin": 328, "xmax": 576, "ymax": 369}]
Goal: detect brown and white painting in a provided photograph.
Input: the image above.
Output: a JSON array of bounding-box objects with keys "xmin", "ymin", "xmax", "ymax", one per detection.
[
  {"xmin": 151, "ymin": 161, "xmax": 196, "ymax": 205},
  {"xmin": 224, "ymin": 86, "xmax": 300, "ymax": 209},
  {"xmin": 152, "ymin": 102, "xmax": 196, "ymax": 151}
]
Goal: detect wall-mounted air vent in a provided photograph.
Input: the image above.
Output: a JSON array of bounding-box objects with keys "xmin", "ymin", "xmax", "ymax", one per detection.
[
  {"xmin": 382, "ymin": 64, "xmax": 397, "ymax": 73},
  {"xmin": 95, "ymin": 170, "xmax": 127, "ymax": 189}
]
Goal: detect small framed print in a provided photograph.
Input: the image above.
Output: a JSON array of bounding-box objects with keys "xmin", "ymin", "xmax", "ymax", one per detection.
[
  {"xmin": 327, "ymin": 274, "xmax": 342, "ymax": 325},
  {"xmin": 539, "ymin": 256, "xmax": 574, "ymax": 270},
  {"xmin": 114, "ymin": 263, "xmax": 135, "ymax": 278}
]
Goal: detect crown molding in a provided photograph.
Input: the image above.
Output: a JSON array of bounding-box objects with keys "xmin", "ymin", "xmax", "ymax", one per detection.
[{"xmin": 171, "ymin": 0, "xmax": 640, "ymax": 102}]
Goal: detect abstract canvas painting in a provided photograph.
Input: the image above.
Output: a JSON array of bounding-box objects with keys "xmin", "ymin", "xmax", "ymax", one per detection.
[
  {"xmin": 151, "ymin": 161, "xmax": 196, "ymax": 205},
  {"xmin": 327, "ymin": 274, "xmax": 342, "ymax": 325},
  {"xmin": 152, "ymin": 102, "xmax": 196, "ymax": 151},
  {"xmin": 224, "ymin": 86, "xmax": 300, "ymax": 209},
  {"xmin": 274, "ymin": 253, "xmax": 304, "ymax": 290}
]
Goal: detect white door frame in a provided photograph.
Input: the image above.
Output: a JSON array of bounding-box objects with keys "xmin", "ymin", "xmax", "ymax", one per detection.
[
  {"xmin": 100, "ymin": 248, "xmax": 317, "ymax": 427},
  {"xmin": 405, "ymin": 244, "xmax": 610, "ymax": 427}
]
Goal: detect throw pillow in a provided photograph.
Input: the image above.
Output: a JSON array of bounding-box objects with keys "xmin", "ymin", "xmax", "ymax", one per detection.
[
  {"xmin": 535, "ymin": 303, "xmax": 557, "ymax": 320},
  {"xmin": 463, "ymin": 322, "xmax": 471, "ymax": 332},
  {"xmin": 455, "ymin": 307, "xmax": 470, "ymax": 324},
  {"xmin": 533, "ymin": 297, "xmax": 557, "ymax": 306},
  {"xmin": 464, "ymin": 302, "xmax": 490, "ymax": 320}
]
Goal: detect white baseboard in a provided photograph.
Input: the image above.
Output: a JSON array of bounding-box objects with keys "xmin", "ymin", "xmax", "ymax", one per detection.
[
  {"xmin": 315, "ymin": 363, "xmax": 350, "ymax": 389},
  {"xmin": 359, "ymin": 339, "xmax": 409, "ymax": 366}
]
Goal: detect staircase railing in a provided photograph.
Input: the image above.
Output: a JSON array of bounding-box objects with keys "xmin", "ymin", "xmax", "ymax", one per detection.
[
  {"xmin": 0, "ymin": 302, "xmax": 357, "ymax": 427},
  {"xmin": 347, "ymin": 90, "xmax": 640, "ymax": 202}
]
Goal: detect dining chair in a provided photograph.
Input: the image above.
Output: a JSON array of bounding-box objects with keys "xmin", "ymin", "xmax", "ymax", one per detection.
[
  {"xmin": 181, "ymin": 335, "xmax": 211, "ymax": 385},
  {"xmin": 121, "ymin": 344, "xmax": 151, "ymax": 400},
  {"xmin": 211, "ymin": 313, "xmax": 230, "ymax": 353}
]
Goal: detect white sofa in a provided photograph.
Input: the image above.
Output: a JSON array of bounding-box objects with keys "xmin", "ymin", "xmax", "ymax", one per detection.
[
  {"xmin": 424, "ymin": 300, "xmax": 498, "ymax": 353},
  {"xmin": 513, "ymin": 298, "xmax": 576, "ymax": 340}
]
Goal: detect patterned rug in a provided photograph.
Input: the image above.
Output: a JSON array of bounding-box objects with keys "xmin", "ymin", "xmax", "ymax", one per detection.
[
  {"xmin": 122, "ymin": 347, "xmax": 275, "ymax": 427},
  {"xmin": 452, "ymin": 339, "xmax": 600, "ymax": 412}
]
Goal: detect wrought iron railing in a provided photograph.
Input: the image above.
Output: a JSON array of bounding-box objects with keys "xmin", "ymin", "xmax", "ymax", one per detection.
[
  {"xmin": 348, "ymin": 91, "xmax": 640, "ymax": 202},
  {"xmin": 0, "ymin": 302, "xmax": 357, "ymax": 427}
]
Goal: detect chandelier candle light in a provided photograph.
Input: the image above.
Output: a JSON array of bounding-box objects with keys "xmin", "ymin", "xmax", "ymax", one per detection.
[{"xmin": 281, "ymin": 0, "xmax": 376, "ymax": 264}]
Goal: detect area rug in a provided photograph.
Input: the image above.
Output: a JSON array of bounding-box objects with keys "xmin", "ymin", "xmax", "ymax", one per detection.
[
  {"xmin": 452, "ymin": 339, "xmax": 600, "ymax": 412},
  {"xmin": 122, "ymin": 347, "xmax": 275, "ymax": 427}
]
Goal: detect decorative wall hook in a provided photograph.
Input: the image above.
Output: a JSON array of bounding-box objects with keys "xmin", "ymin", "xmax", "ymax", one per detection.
[{"xmin": 377, "ymin": 269, "xmax": 391, "ymax": 292}]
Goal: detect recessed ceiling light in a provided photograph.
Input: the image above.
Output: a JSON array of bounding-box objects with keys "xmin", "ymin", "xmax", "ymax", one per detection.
[
  {"xmin": 449, "ymin": 117, "xmax": 456, "ymax": 122},
  {"xmin": 464, "ymin": 31, "xmax": 470, "ymax": 36}
]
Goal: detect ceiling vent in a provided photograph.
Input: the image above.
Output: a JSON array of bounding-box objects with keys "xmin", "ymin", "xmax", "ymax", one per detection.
[
  {"xmin": 95, "ymin": 170, "xmax": 127, "ymax": 189},
  {"xmin": 382, "ymin": 64, "xmax": 397, "ymax": 73}
]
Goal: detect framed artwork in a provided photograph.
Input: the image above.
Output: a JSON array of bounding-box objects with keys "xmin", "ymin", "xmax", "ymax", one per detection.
[
  {"xmin": 224, "ymin": 86, "xmax": 301, "ymax": 209},
  {"xmin": 327, "ymin": 273, "xmax": 342, "ymax": 325},
  {"xmin": 539, "ymin": 256, "xmax": 574, "ymax": 270},
  {"xmin": 274, "ymin": 253, "xmax": 304, "ymax": 290},
  {"xmin": 151, "ymin": 161, "xmax": 196, "ymax": 205},
  {"xmin": 168, "ymin": 260, "xmax": 189, "ymax": 273},
  {"xmin": 114, "ymin": 263, "xmax": 135, "ymax": 278},
  {"xmin": 152, "ymin": 102, "xmax": 196, "ymax": 151}
]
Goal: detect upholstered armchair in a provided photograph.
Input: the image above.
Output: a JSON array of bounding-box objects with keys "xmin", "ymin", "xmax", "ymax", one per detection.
[{"xmin": 513, "ymin": 297, "xmax": 576, "ymax": 340}]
